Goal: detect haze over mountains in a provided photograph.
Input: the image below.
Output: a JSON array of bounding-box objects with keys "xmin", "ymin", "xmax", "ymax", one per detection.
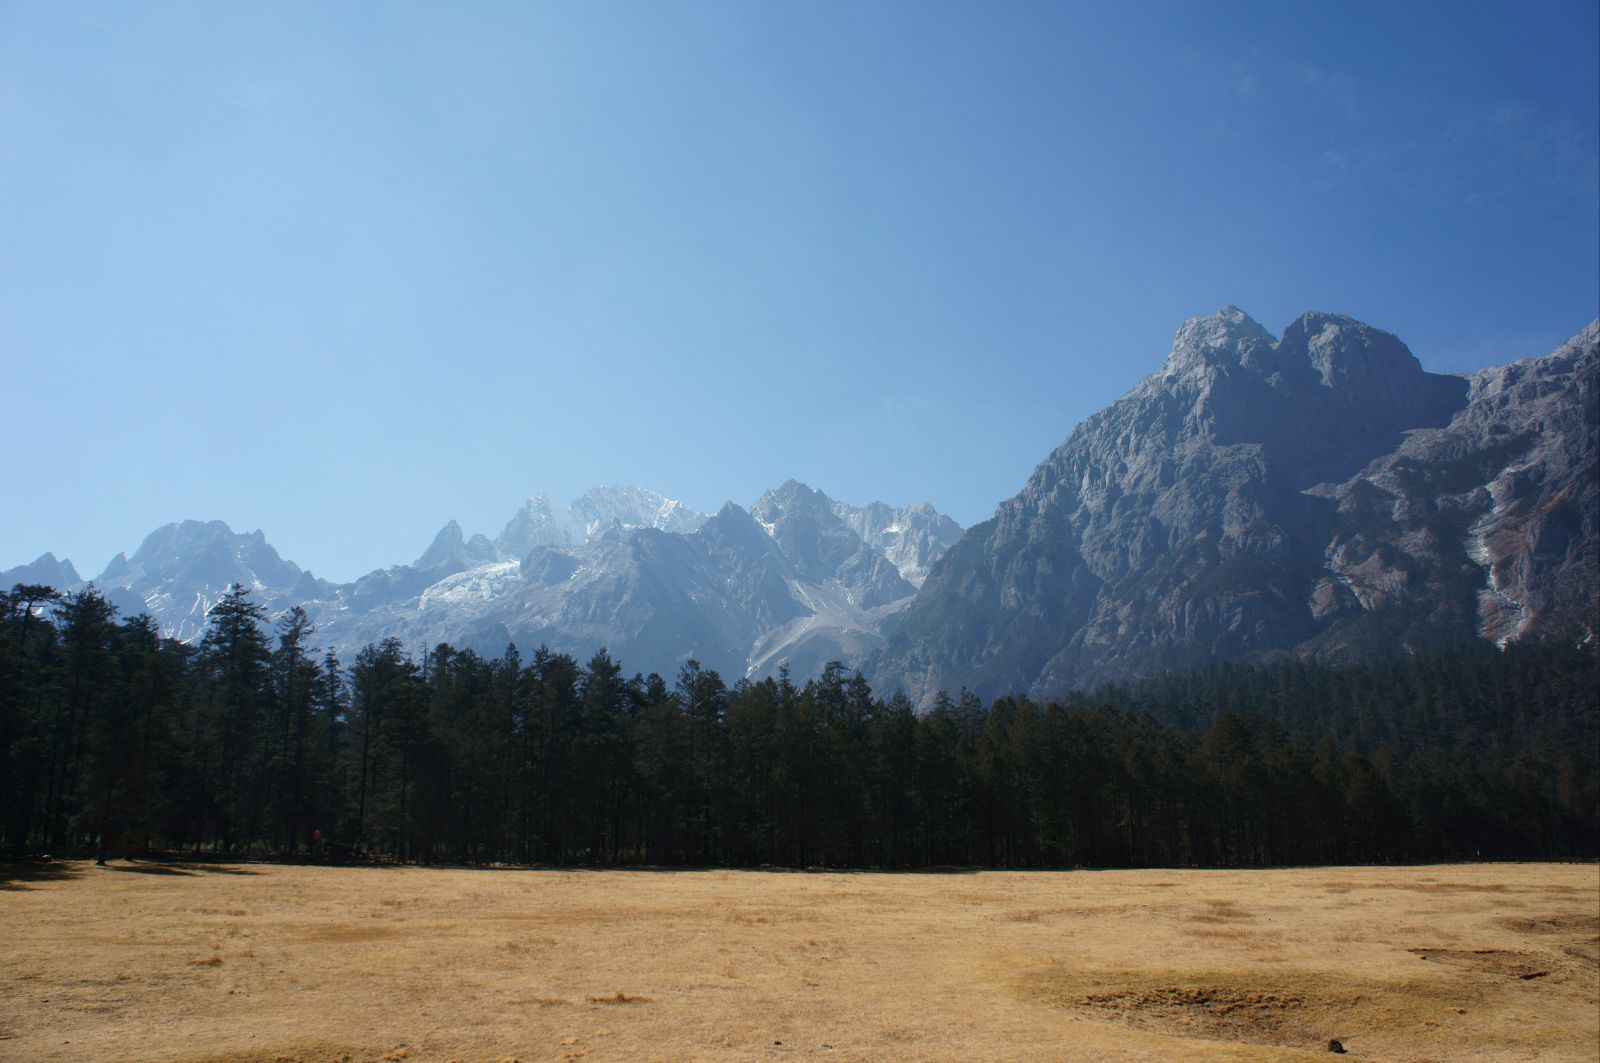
[
  {"xmin": 5, "ymin": 483, "xmax": 963, "ymax": 683},
  {"xmin": 8, "ymin": 308, "xmax": 1595, "ymax": 698}
]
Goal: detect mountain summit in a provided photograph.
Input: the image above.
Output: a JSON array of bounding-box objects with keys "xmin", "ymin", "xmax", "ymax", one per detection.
[{"xmin": 871, "ymin": 309, "xmax": 1597, "ymax": 703}]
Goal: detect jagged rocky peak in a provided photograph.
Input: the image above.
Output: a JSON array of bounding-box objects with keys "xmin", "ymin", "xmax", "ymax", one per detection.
[
  {"xmin": 750, "ymin": 481, "xmax": 917, "ymax": 607},
  {"xmin": 1470, "ymin": 318, "xmax": 1599, "ymax": 403},
  {"xmin": 496, "ymin": 492, "xmax": 578, "ymax": 556},
  {"xmin": 750, "ymin": 481, "xmax": 855, "ymax": 575},
  {"xmin": 831, "ymin": 498, "xmax": 964, "ymax": 587},
  {"xmin": 418, "ymin": 519, "xmax": 465, "ymax": 568},
  {"xmin": 751, "ymin": 481, "xmax": 964, "ymax": 589},
  {"xmin": 1278, "ymin": 312, "xmax": 1467, "ymax": 428},
  {"xmin": 1284, "ymin": 312, "xmax": 1419, "ymax": 388},
  {"xmin": 416, "ymin": 520, "xmax": 499, "ymax": 570},
  {"xmin": 107, "ymin": 519, "xmax": 303, "ymax": 589},
  {"xmin": 698, "ymin": 501, "xmax": 782, "ymax": 553},
  {"xmin": 1162, "ymin": 306, "xmax": 1434, "ymax": 391},
  {"xmin": 128, "ymin": 519, "xmax": 236, "ymax": 563},
  {"xmin": 570, "ymin": 484, "xmax": 708, "ymax": 539},
  {"xmin": 79, "ymin": 519, "xmax": 313, "ymax": 644},
  {"xmin": 1318, "ymin": 317, "xmax": 1600, "ymax": 650},
  {"xmin": 1164, "ymin": 304, "xmax": 1276, "ymax": 375},
  {"xmin": 495, "ymin": 486, "xmax": 707, "ymax": 557},
  {"xmin": 1129, "ymin": 306, "xmax": 1469, "ymax": 489},
  {"xmin": 871, "ymin": 309, "xmax": 1596, "ymax": 706},
  {"xmin": 752, "ymin": 479, "xmax": 835, "ymax": 525},
  {"xmin": 0, "ymin": 552, "xmax": 82, "ymax": 591}
]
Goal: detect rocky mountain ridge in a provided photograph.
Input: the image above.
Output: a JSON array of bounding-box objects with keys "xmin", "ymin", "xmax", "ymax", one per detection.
[
  {"xmin": 5, "ymin": 483, "xmax": 960, "ymax": 682},
  {"xmin": 869, "ymin": 309, "xmax": 1598, "ymax": 703},
  {"xmin": 8, "ymin": 308, "xmax": 1594, "ymax": 699}
]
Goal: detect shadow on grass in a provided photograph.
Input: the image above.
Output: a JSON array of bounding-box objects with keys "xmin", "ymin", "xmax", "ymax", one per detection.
[
  {"xmin": 406, "ymin": 863, "xmax": 983, "ymax": 877},
  {"xmin": 105, "ymin": 858, "xmax": 260, "ymax": 877},
  {"xmin": 0, "ymin": 859, "xmax": 84, "ymax": 891}
]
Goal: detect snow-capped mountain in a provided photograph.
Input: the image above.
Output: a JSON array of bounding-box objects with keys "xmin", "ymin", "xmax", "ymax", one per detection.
[
  {"xmin": 307, "ymin": 482, "xmax": 953, "ymax": 679},
  {"xmin": 10, "ymin": 484, "xmax": 960, "ymax": 682},
  {"xmin": 495, "ymin": 486, "xmax": 709, "ymax": 558},
  {"xmin": 831, "ymin": 499, "xmax": 964, "ymax": 587},
  {"xmin": 93, "ymin": 520, "xmax": 334, "ymax": 643}
]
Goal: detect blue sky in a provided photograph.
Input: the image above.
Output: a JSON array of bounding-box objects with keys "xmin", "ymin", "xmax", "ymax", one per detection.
[{"xmin": 4, "ymin": 1, "xmax": 1597, "ymax": 582}]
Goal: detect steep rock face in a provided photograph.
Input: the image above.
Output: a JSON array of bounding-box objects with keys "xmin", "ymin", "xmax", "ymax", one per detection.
[
  {"xmin": 832, "ymin": 499, "xmax": 963, "ymax": 587},
  {"xmin": 496, "ymin": 493, "xmax": 579, "ymax": 556},
  {"xmin": 1307, "ymin": 320, "xmax": 1598, "ymax": 655},
  {"xmin": 751, "ymin": 481, "xmax": 915, "ymax": 609},
  {"xmin": 694, "ymin": 503, "xmax": 809, "ymax": 632},
  {"xmin": 873, "ymin": 309, "xmax": 1594, "ymax": 703}
]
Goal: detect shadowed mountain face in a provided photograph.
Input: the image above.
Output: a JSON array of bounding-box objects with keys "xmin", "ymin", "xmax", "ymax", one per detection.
[{"xmin": 871, "ymin": 309, "xmax": 1597, "ymax": 704}]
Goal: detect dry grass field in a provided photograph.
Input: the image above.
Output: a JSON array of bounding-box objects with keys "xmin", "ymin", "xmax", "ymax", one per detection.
[{"xmin": 2, "ymin": 860, "xmax": 1595, "ymax": 1062}]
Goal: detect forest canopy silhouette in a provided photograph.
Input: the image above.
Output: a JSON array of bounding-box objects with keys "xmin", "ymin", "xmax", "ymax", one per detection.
[{"xmin": 3, "ymin": 583, "xmax": 1595, "ymax": 868}]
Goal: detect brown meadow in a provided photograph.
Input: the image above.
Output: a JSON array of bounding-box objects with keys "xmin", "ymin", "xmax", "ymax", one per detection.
[{"xmin": 2, "ymin": 861, "xmax": 1595, "ymax": 1061}]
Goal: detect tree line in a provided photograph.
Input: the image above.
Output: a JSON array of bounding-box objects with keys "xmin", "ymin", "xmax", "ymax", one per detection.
[{"xmin": 2, "ymin": 582, "xmax": 1595, "ymax": 867}]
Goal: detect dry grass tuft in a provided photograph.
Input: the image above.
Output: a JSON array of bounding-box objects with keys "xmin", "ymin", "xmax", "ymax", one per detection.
[
  {"xmin": 1027, "ymin": 966, "xmax": 1428, "ymax": 1053},
  {"xmin": 1185, "ymin": 926, "xmax": 1255, "ymax": 940},
  {"xmin": 1497, "ymin": 913, "xmax": 1600, "ymax": 935},
  {"xmin": 588, "ymin": 990, "xmax": 651, "ymax": 1004},
  {"xmin": 1407, "ymin": 947, "xmax": 1550, "ymax": 979},
  {"xmin": 1185, "ymin": 899, "xmax": 1254, "ymax": 925},
  {"xmin": 1002, "ymin": 909, "xmax": 1044, "ymax": 922}
]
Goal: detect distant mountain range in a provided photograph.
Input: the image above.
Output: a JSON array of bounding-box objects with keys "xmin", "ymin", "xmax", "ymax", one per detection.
[
  {"xmin": 3, "ymin": 483, "xmax": 963, "ymax": 682},
  {"xmin": 7, "ymin": 308, "xmax": 1595, "ymax": 697}
]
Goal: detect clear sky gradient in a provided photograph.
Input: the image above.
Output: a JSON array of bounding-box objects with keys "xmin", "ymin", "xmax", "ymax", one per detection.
[{"xmin": 4, "ymin": 1, "xmax": 1597, "ymax": 582}]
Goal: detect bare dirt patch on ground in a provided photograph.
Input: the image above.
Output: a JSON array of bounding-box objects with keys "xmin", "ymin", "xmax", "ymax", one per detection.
[{"xmin": 1, "ymin": 861, "xmax": 1595, "ymax": 1061}]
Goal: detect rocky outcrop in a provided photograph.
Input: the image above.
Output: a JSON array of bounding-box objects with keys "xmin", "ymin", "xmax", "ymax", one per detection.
[{"xmin": 1307, "ymin": 320, "xmax": 1598, "ymax": 655}]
